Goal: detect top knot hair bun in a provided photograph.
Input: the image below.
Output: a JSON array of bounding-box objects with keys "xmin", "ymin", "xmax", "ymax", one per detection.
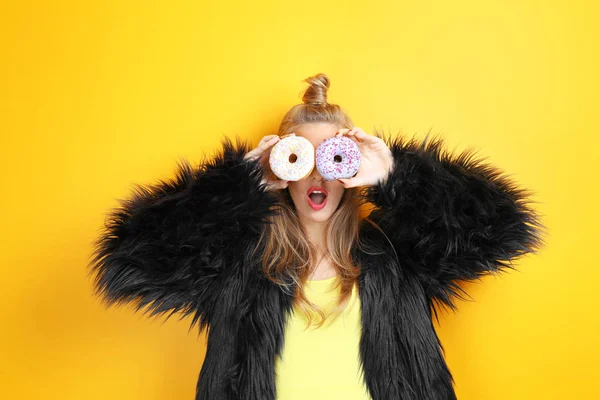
[{"xmin": 301, "ymin": 73, "xmax": 330, "ymax": 107}]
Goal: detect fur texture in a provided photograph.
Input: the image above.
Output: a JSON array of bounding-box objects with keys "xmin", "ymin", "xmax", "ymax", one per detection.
[
  {"xmin": 364, "ymin": 131, "xmax": 546, "ymax": 316},
  {"xmin": 89, "ymin": 136, "xmax": 280, "ymax": 332},
  {"xmin": 89, "ymin": 133, "xmax": 546, "ymax": 400}
]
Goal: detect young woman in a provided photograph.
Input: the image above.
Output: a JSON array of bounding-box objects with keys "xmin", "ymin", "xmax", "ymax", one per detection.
[{"xmin": 89, "ymin": 73, "xmax": 546, "ymax": 400}]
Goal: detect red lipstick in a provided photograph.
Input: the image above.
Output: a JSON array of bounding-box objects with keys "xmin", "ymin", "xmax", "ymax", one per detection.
[{"xmin": 306, "ymin": 186, "xmax": 328, "ymax": 211}]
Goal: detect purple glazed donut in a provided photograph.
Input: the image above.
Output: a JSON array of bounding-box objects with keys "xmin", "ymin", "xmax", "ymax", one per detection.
[{"xmin": 315, "ymin": 136, "xmax": 361, "ymax": 180}]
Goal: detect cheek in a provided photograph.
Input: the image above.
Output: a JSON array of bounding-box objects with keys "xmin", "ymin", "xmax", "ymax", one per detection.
[
  {"xmin": 288, "ymin": 184, "xmax": 306, "ymax": 201},
  {"xmin": 330, "ymin": 187, "xmax": 346, "ymax": 203}
]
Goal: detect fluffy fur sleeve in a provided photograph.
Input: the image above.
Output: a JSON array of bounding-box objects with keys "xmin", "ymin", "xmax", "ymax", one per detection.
[
  {"xmin": 88, "ymin": 136, "xmax": 279, "ymax": 330},
  {"xmin": 363, "ymin": 132, "xmax": 547, "ymax": 310}
]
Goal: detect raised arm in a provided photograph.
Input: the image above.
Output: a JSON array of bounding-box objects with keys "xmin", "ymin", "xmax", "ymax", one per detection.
[
  {"xmin": 87, "ymin": 136, "xmax": 280, "ymax": 330},
  {"xmin": 362, "ymin": 131, "xmax": 547, "ymax": 310}
]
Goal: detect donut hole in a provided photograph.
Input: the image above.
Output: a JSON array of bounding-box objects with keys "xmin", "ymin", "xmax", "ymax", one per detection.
[
  {"xmin": 289, "ymin": 154, "xmax": 298, "ymax": 163},
  {"xmin": 333, "ymin": 155, "xmax": 343, "ymax": 163}
]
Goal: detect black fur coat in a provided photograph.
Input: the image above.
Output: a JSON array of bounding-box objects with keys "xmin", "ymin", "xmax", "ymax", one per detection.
[{"xmin": 89, "ymin": 134, "xmax": 546, "ymax": 400}]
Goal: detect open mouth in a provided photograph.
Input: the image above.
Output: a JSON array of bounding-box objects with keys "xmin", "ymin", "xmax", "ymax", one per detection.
[{"xmin": 306, "ymin": 186, "xmax": 328, "ymax": 210}]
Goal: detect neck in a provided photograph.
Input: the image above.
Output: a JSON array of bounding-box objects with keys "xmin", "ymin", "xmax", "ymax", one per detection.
[{"xmin": 299, "ymin": 218, "xmax": 328, "ymax": 256}]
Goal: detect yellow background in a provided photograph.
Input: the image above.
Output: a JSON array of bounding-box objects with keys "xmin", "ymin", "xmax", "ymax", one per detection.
[{"xmin": 1, "ymin": 1, "xmax": 598, "ymax": 398}]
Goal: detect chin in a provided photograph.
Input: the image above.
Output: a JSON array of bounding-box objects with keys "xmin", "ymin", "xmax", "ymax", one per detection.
[
  {"xmin": 295, "ymin": 199, "xmax": 342, "ymax": 223},
  {"xmin": 301, "ymin": 211, "xmax": 335, "ymax": 223}
]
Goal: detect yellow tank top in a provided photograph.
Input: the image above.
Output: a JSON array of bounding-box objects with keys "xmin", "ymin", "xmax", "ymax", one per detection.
[{"xmin": 274, "ymin": 276, "xmax": 372, "ymax": 400}]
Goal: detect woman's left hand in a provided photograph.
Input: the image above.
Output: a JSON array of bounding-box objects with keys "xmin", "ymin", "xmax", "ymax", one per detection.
[{"xmin": 335, "ymin": 127, "xmax": 394, "ymax": 188}]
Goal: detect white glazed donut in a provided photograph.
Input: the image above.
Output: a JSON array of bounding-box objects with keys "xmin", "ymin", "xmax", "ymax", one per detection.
[
  {"xmin": 269, "ymin": 135, "xmax": 315, "ymax": 181},
  {"xmin": 315, "ymin": 136, "xmax": 361, "ymax": 180}
]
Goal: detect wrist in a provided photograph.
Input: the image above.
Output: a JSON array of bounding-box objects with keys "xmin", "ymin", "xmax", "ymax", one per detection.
[{"xmin": 380, "ymin": 154, "xmax": 395, "ymax": 185}]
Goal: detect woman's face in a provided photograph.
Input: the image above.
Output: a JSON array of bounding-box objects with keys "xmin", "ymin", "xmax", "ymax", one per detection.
[{"xmin": 286, "ymin": 123, "xmax": 346, "ymax": 224}]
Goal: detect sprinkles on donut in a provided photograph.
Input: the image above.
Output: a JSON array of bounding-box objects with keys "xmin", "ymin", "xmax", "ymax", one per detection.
[
  {"xmin": 268, "ymin": 134, "xmax": 315, "ymax": 181},
  {"xmin": 315, "ymin": 136, "xmax": 361, "ymax": 180}
]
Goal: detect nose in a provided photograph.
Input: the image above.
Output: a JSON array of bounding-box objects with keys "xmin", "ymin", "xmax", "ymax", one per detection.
[{"xmin": 308, "ymin": 164, "xmax": 324, "ymax": 181}]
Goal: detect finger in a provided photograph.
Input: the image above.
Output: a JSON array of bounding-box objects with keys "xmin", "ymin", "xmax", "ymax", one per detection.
[
  {"xmin": 336, "ymin": 129, "xmax": 362, "ymax": 142},
  {"xmin": 352, "ymin": 131, "xmax": 369, "ymax": 143},
  {"xmin": 346, "ymin": 127, "xmax": 377, "ymax": 144},
  {"xmin": 255, "ymin": 136, "xmax": 276, "ymax": 152},
  {"xmin": 274, "ymin": 179, "xmax": 290, "ymax": 190},
  {"xmin": 357, "ymin": 131, "xmax": 382, "ymax": 145},
  {"xmin": 348, "ymin": 127, "xmax": 365, "ymax": 142},
  {"xmin": 347, "ymin": 127, "xmax": 363, "ymax": 136},
  {"xmin": 246, "ymin": 138, "xmax": 275, "ymax": 160},
  {"xmin": 260, "ymin": 134, "xmax": 279, "ymax": 143},
  {"xmin": 244, "ymin": 150, "xmax": 260, "ymax": 160},
  {"xmin": 353, "ymin": 129, "xmax": 369, "ymax": 140},
  {"xmin": 259, "ymin": 136, "xmax": 279, "ymax": 150},
  {"xmin": 339, "ymin": 128, "xmax": 364, "ymax": 143},
  {"xmin": 266, "ymin": 179, "xmax": 289, "ymax": 191},
  {"xmin": 337, "ymin": 177, "xmax": 360, "ymax": 188},
  {"xmin": 251, "ymin": 138, "xmax": 279, "ymax": 160}
]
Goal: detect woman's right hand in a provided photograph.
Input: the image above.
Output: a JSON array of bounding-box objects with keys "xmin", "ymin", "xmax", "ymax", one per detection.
[{"xmin": 243, "ymin": 135, "xmax": 290, "ymax": 190}]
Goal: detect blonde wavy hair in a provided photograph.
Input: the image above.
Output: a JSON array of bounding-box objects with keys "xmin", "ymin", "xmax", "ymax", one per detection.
[{"xmin": 252, "ymin": 73, "xmax": 367, "ymax": 329}]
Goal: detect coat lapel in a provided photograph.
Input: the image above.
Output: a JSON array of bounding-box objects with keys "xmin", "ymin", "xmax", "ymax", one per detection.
[
  {"xmin": 231, "ymin": 267, "xmax": 296, "ymax": 400},
  {"xmin": 355, "ymin": 226, "xmax": 457, "ymax": 400}
]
